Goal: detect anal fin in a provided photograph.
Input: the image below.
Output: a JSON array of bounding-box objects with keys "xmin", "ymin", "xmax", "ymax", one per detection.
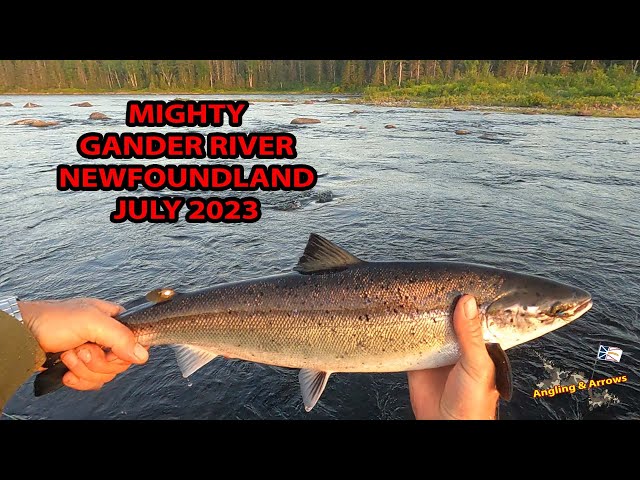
[
  {"xmin": 170, "ymin": 345, "xmax": 219, "ymax": 378},
  {"xmin": 298, "ymin": 368, "xmax": 331, "ymax": 412},
  {"xmin": 485, "ymin": 342, "xmax": 513, "ymax": 401}
]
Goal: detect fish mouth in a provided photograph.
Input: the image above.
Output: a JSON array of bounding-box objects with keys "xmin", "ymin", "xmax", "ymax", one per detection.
[{"xmin": 567, "ymin": 298, "xmax": 593, "ymax": 320}]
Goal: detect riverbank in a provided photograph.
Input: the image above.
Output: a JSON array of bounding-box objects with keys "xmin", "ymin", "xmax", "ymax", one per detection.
[
  {"xmin": 2, "ymin": 88, "xmax": 639, "ymax": 119},
  {"xmin": 351, "ymin": 99, "xmax": 640, "ymax": 118},
  {"xmin": 358, "ymin": 72, "xmax": 640, "ymax": 118}
]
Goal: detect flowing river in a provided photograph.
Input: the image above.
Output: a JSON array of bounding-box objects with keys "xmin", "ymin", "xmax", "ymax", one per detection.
[{"xmin": 1, "ymin": 94, "xmax": 638, "ymax": 419}]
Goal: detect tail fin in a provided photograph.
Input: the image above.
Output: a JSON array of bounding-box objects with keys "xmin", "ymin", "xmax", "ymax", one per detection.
[{"xmin": 34, "ymin": 353, "xmax": 68, "ymax": 397}]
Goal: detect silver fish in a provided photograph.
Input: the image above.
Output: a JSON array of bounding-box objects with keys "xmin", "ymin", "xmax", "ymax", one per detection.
[{"xmin": 35, "ymin": 234, "xmax": 592, "ymax": 411}]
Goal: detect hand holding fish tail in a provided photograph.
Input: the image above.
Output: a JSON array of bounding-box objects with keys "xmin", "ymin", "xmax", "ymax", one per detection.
[
  {"xmin": 408, "ymin": 295, "xmax": 500, "ymax": 420},
  {"xmin": 19, "ymin": 298, "xmax": 149, "ymax": 391}
]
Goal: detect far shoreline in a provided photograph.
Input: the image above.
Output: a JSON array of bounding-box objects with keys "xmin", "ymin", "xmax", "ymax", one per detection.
[{"xmin": 1, "ymin": 91, "xmax": 638, "ymax": 119}]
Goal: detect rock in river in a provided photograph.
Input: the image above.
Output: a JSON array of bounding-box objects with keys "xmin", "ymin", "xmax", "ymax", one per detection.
[
  {"xmin": 10, "ymin": 119, "xmax": 60, "ymax": 127},
  {"xmin": 455, "ymin": 129, "xmax": 471, "ymax": 135},
  {"xmin": 23, "ymin": 102, "xmax": 42, "ymax": 108},
  {"xmin": 316, "ymin": 190, "xmax": 333, "ymax": 203},
  {"xmin": 479, "ymin": 133, "xmax": 498, "ymax": 141},
  {"xmin": 384, "ymin": 124, "xmax": 396, "ymax": 129},
  {"xmin": 89, "ymin": 112, "xmax": 110, "ymax": 120},
  {"xmin": 291, "ymin": 117, "xmax": 320, "ymax": 125},
  {"xmin": 71, "ymin": 102, "xmax": 93, "ymax": 107},
  {"xmin": 0, "ymin": 102, "xmax": 13, "ymax": 107}
]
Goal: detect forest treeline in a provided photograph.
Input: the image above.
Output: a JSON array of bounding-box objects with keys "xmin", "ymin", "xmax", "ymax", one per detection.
[{"xmin": 1, "ymin": 60, "xmax": 638, "ymax": 92}]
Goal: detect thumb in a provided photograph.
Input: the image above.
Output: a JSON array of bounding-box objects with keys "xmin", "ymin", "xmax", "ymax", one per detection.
[
  {"xmin": 453, "ymin": 295, "xmax": 493, "ymax": 380},
  {"xmin": 78, "ymin": 312, "xmax": 148, "ymax": 364},
  {"xmin": 83, "ymin": 298, "xmax": 125, "ymax": 317}
]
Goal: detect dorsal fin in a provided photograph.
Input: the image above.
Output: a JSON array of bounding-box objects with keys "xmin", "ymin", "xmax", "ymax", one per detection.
[{"xmin": 294, "ymin": 233, "xmax": 363, "ymax": 274}]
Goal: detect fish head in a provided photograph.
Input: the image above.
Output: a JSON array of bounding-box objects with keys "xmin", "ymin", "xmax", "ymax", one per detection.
[{"xmin": 482, "ymin": 273, "xmax": 592, "ymax": 350}]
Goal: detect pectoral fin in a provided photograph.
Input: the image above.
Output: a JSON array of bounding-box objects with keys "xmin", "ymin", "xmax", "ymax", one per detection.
[
  {"xmin": 485, "ymin": 342, "xmax": 513, "ymax": 401},
  {"xmin": 298, "ymin": 368, "xmax": 331, "ymax": 412}
]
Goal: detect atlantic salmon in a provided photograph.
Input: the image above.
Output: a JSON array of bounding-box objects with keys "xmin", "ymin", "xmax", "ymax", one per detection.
[{"xmin": 35, "ymin": 234, "xmax": 592, "ymax": 411}]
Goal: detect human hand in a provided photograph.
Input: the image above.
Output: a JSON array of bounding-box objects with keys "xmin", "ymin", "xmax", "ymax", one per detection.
[
  {"xmin": 407, "ymin": 294, "xmax": 500, "ymax": 420},
  {"xmin": 18, "ymin": 298, "xmax": 149, "ymax": 391}
]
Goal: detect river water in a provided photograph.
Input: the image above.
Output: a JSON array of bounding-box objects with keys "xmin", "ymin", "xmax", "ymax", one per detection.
[{"xmin": 1, "ymin": 94, "xmax": 638, "ymax": 419}]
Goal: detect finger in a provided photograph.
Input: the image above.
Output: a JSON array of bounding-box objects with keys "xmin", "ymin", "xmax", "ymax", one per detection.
[
  {"xmin": 63, "ymin": 371, "xmax": 104, "ymax": 391},
  {"xmin": 76, "ymin": 344, "xmax": 133, "ymax": 375},
  {"xmin": 75, "ymin": 312, "xmax": 149, "ymax": 365},
  {"xmin": 104, "ymin": 345, "xmax": 149, "ymax": 363},
  {"xmin": 453, "ymin": 294, "xmax": 495, "ymax": 381},
  {"xmin": 61, "ymin": 351, "xmax": 117, "ymax": 385},
  {"xmin": 453, "ymin": 295, "xmax": 487, "ymax": 358},
  {"xmin": 81, "ymin": 298, "xmax": 125, "ymax": 317},
  {"xmin": 407, "ymin": 367, "xmax": 452, "ymax": 395},
  {"xmin": 407, "ymin": 366, "xmax": 453, "ymax": 419}
]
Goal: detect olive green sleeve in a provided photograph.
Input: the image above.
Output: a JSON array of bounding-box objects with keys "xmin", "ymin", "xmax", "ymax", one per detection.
[{"xmin": 0, "ymin": 310, "xmax": 45, "ymax": 412}]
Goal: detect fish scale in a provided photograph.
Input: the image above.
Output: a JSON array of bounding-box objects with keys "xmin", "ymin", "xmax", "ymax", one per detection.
[
  {"xmin": 34, "ymin": 233, "xmax": 592, "ymax": 413},
  {"xmin": 124, "ymin": 262, "xmax": 503, "ymax": 373}
]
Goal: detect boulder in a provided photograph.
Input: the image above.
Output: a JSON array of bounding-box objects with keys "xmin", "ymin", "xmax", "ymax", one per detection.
[
  {"xmin": 452, "ymin": 106, "xmax": 468, "ymax": 111},
  {"xmin": 455, "ymin": 129, "xmax": 471, "ymax": 135},
  {"xmin": 316, "ymin": 190, "xmax": 333, "ymax": 203},
  {"xmin": 280, "ymin": 103, "xmax": 295, "ymax": 106},
  {"xmin": 290, "ymin": 117, "xmax": 321, "ymax": 125},
  {"xmin": 0, "ymin": 102, "xmax": 13, "ymax": 107},
  {"xmin": 479, "ymin": 133, "xmax": 498, "ymax": 141},
  {"xmin": 349, "ymin": 109, "xmax": 365, "ymax": 114},
  {"xmin": 384, "ymin": 124, "xmax": 396, "ymax": 129},
  {"xmin": 303, "ymin": 100, "xmax": 316, "ymax": 104},
  {"xmin": 71, "ymin": 102, "xmax": 93, "ymax": 107},
  {"xmin": 89, "ymin": 112, "xmax": 110, "ymax": 120},
  {"xmin": 174, "ymin": 97, "xmax": 191, "ymax": 101},
  {"xmin": 10, "ymin": 119, "xmax": 59, "ymax": 127},
  {"xmin": 575, "ymin": 110, "xmax": 592, "ymax": 117},
  {"xmin": 23, "ymin": 102, "xmax": 42, "ymax": 108}
]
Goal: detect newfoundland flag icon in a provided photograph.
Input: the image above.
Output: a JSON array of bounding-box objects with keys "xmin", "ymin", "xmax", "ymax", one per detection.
[{"xmin": 597, "ymin": 345, "xmax": 623, "ymax": 363}]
